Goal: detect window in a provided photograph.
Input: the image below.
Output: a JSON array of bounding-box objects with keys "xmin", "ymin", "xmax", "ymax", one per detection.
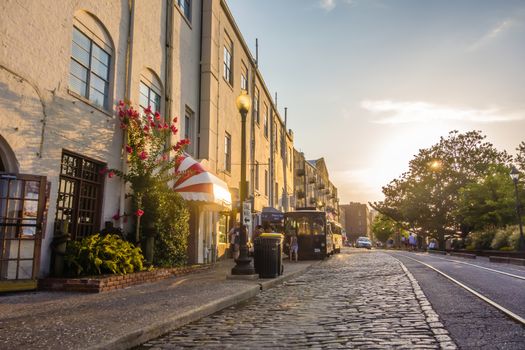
[
  {"xmin": 139, "ymin": 81, "xmax": 161, "ymax": 115},
  {"xmin": 273, "ymin": 121, "xmax": 278, "ymax": 154},
  {"xmin": 224, "ymin": 133, "xmax": 232, "ymax": 173},
  {"xmin": 264, "ymin": 169, "xmax": 268, "ymax": 196},
  {"xmin": 55, "ymin": 151, "xmax": 105, "ymax": 241},
  {"xmin": 254, "ymin": 87, "xmax": 260, "ymax": 125},
  {"xmin": 184, "ymin": 108, "xmax": 195, "ymax": 156},
  {"xmin": 178, "ymin": 0, "xmax": 192, "ymax": 22},
  {"xmin": 280, "ymin": 128, "xmax": 285, "ymax": 159},
  {"xmin": 275, "ymin": 182, "xmax": 279, "ymax": 207},
  {"xmin": 241, "ymin": 63, "xmax": 248, "ymax": 91},
  {"xmin": 218, "ymin": 214, "xmax": 229, "ymax": 244},
  {"xmin": 223, "ymin": 38, "xmax": 233, "ymax": 85},
  {"xmin": 69, "ymin": 27, "xmax": 111, "ymax": 109},
  {"xmin": 264, "ymin": 104, "xmax": 269, "ymax": 138},
  {"xmin": 255, "ymin": 161, "xmax": 259, "ymax": 191}
]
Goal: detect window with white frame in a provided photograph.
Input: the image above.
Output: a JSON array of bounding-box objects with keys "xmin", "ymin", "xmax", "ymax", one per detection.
[
  {"xmin": 224, "ymin": 133, "xmax": 232, "ymax": 173},
  {"xmin": 69, "ymin": 26, "xmax": 112, "ymax": 109},
  {"xmin": 264, "ymin": 169, "xmax": 268, "ymax": 196},
  {"xmin": 264, "ymin": 104, "xmax": 269, "ymax": 138},
  {"xmin": 184, "ymin": 107, "xmax": 195, "ymax": 156},
  {"xmin": 254, "ymin": 87, "xmax": 260, "ymax": 125},
  {"xmin": 223, "ymin": 37, "xmax": 233, "ymax": 85},
  {"xmin": 178, "ymin": 0, "xmax": 192, "ymax": 22},
  {"xmin": 139, "ymin": 80, "xmax": 161, "ymax": 116},
  {"xmin": 241, "ymin": 63, "xmax": 248, "ymax": 92}
]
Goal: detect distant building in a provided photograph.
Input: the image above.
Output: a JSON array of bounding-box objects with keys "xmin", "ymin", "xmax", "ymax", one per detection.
[{"xmin": 340, "ymin": 202, "xmax": 371, "ymax": 242}]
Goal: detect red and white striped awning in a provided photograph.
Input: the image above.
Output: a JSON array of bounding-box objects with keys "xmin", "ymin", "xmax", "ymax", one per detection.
[{"xmin": 174, "ymin": 155, "xmax": 232, "ymax": 210}]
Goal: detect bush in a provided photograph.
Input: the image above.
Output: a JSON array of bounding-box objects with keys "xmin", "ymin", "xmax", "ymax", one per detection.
[
  {"xmin": 65, "ymin": 234, "xmax": 144, "ymax": 277},
  {"xmin": 490, "ymin": 226, "xmax": 513, "ymax": 250},
  {"xmin": 507, "ymin": 226, "xmax": 522, "ymax": 251},
  {"xmin": 142, "ymin": 186, "xmax": 190, "ymax": 267},
  {"xmin": 466, "ymin": 228, "xmax": 496, "ymax": 250}
]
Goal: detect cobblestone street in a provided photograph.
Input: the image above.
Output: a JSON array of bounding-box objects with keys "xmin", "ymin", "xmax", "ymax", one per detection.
[{"xmin": 137, "ymin": 251, "xmax": 456, "ymax": 349}]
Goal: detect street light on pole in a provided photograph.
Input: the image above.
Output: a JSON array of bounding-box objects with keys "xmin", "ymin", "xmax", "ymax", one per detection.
[
  {"xmin": 231, "ymin": 92, "xmax": 256, "ymax": 275},
  {"xmin": 510, "ymin": 166, "xmax": 525, "ymax": 251}
]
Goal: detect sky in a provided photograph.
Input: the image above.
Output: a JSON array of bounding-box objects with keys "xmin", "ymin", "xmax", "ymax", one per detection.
[{"xmin": 227, "ymin": 0, "xmax": 525, "ymax": 204}]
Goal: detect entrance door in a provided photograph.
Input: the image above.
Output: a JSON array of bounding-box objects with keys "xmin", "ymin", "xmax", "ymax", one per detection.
[{"xmin": 0, "ymin": 173, "xmax": 47, "ymax": 292}]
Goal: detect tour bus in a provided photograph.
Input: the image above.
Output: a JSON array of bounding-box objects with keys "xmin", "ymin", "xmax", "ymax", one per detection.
[
  {"xmin": 284, "ymin": 209, "xmax": 334, "ymax": 260},
  {"xmin": 328, "ymin": 221, "xmax": 344, "ymax": 254}
]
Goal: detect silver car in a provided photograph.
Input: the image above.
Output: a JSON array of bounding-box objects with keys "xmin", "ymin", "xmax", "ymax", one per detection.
[{"xmin": 356, "ymin": 237, "xmax": 372, "ymax": 249}]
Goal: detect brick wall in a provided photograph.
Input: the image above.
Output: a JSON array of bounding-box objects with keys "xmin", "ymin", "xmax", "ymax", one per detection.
[{"xmin": 38, "ymin": 264, "xmax": 211, "ymax": 293}]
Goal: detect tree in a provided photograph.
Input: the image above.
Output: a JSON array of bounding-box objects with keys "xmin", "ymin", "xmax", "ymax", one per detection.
[
  {"xmin": 371, "ymin": 214, "xmax": 398, "ymax": 243},
  {"xmin": 456, "ymin": 164, "xmax": 518, "ymax": 231},
  {"xmin": 373, "ymin": 130, "xmax": 511, "ymax": 248}
]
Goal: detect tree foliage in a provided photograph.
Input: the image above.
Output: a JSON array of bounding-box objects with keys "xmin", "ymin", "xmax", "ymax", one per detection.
[
  {"xmin": 373, "ymin": 130, "xmax": 513, "ymax": 248},
  {"xmin": 371, "ymin": 214, "xmax": 398, "ymax": 243}
]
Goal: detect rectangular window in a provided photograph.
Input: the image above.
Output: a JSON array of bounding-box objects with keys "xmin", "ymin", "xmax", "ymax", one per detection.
[
  {"xmin": 223, "ymin": 38, "xmax": 233, "ymax": 85},
  {"xmin": 218, "ymin": 214, "xmax": 229, "ymax": 244},
  {"xmin": 255, "ymin": 161, "xmax": 259, "ymax": 191},
  {"xmin": 264, "ymin": 169, "xmax": 268, "ymax": 196},
  {"xmin": 178, "ymin": 0, "xmax": 192, "ymax": 21},
  {"xmin": 281, "ymin": 128, "xmax": 285, "ymax": 159},
  {"xmin": 224, "ymin": 133, "xmax": 232, "ymax": 173},
  {"xmin": 241, "ymin": 63, "xmax": 248, "ymax": 91},
  {"xmin": 70, "ymin": 27, "xmax": 111, "ymax": 109},
  {"xmin": 275, "ymin": 182, "xmax": 279, "ymax": 207},
  {"xmin": 55, "ymin": 151, "xmax": 105, "ymax": 241},
  {"xmin": 264, "ymin": 104, "xmax": 269, "ymax": 138},
  {"xmin": 273, "ymin": 121, "xmax": 278, "ymax": 154},
  {"xmin": 254, "ymin": 87, "xmax": 260, "ymax": 125},
  {"xmin": 139, "ymin": 81, "xmax": 161, "ymax": 116},
  {"xmin": 184, "ymin": 108, "xmax": 195, "ymax": 156}
]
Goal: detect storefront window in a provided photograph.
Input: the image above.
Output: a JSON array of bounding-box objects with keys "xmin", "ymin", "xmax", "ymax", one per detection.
[{"xmin": 218, "ymin": 214, "xmax": 229, "ymax": 244}]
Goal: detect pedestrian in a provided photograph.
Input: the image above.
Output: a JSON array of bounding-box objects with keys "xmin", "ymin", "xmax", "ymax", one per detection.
[
  {"xmin": 401, "ymin": 236, "xmax": 406, "ymax": 249},
  {"xmin": 408, "ymin": 233, "xmax": 417, "ymax": 251},
  {"xmin": 229, "ymin": 222, "xmax": 241, "ymax": 259},
  {"xmin": 253, "ymin": 225, "xmax": 264, "ymax": 241},
  {"xmin": 289, "ymin": 233, "xmax": 298, "ymax": 262}
]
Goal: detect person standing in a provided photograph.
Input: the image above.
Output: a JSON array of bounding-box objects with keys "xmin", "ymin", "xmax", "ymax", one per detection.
[
  {"xmin": 408, "ymin": 233, "xmax": 417, "ymax": 251},
  {"xmin": 229, "ymin": 222, "xmax": 241, "ymax": 259}
]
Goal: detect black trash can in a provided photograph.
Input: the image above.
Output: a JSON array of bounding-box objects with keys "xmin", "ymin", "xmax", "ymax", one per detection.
[{"xmin": 253, "ymin": 233, "xmax": 284, "ymax": 278}]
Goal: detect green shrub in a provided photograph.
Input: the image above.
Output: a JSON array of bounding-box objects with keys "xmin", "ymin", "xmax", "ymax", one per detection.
[
  {"xmin": 499, "ymin": 246, "xmax": 514, "ymax": 251},
  {"xmin": 141, "ymin": 186, "xmax": 190, "ymax": 267},
  {"xmin": 64, "ymin": 234, "xmax": 144, "ymax": 277},
  {"xmin": 491, "ymin": 227, "xmax": 513, "ymax": 250},
  {"xmin": 507, "ymin": 226, "xmax": 521, "ymax": 251},
  {"xmin": 466, "ymin": 228, "xmax": 496, "ymax": 250}
]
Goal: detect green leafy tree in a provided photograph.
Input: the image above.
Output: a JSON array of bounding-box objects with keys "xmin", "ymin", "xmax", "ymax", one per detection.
[
  {"xmin": 456, "ymin": 164, "xmax": 518, "ymax": 231},
  {"xmin": 373, "ymin": 130, "xmax": 511, "ymax": 248},
  {"xmin": 371, "ymin": 214, "xmax": 398, "ymax": 243}
]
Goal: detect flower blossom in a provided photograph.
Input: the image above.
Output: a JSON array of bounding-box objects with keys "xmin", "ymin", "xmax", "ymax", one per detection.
[
  {"xmin": 125, "ymin": 145, "xmax": 133, "ymax": 154},
  {"xmin": 154, "ymin": 111, "xmax": 161, "ymax": 121},
  {"xmin": 143, "ymin": 106, "xmax": 152, "ymax": 115},
  {"xmin": 139, "ymin": 151, "xmax": 148, "ymax": 160},
  {"xmin": 99, "ymin": 167, "xmax": 108, "ymax": 175},
  {"xmin": 108, "ymin": 171, "xmax": 115, "ymax": 178},
  {"xmin": 135, "ymin": 209, "xmax": 144, "ymax": 217}
]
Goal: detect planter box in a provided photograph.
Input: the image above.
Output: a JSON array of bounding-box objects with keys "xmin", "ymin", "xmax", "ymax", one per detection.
[{"xmin": 38, "ymin": 264, "xmax": 211, "ymax": 293}]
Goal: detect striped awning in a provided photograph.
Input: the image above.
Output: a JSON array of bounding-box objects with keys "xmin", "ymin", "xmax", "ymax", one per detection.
[{"xmin": 174, "ymin": 155, "xmax": 232, "ymax": 210}]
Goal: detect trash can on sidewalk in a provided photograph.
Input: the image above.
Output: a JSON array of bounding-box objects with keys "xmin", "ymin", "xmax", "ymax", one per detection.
[{"xmin": 253, "ymin": 233, "xmax": 284, "ymax": 278}]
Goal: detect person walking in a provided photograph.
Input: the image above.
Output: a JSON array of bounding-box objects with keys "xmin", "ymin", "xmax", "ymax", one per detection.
[
  {"xmin": 289, "ymin": 233, "xmax": 299, "ymax": 262},
  {"xmin": 408, "ymin": 233, "xmax": 417, "ymax": 251}
]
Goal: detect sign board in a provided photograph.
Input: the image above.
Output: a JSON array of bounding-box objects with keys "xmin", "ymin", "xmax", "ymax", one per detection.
[{"xmin": 242, "ymin": 201, "xmax": 252, "ymax": 236}]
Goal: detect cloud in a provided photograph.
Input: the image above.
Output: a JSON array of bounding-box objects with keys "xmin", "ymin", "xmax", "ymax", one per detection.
[
  {"xmin": 318, "ymin": 0, "xmax": 354, "ymax": 12},
  {"xmin": 361, "ymin": 100, "xmax": 525, "ymax": 124},
  {"xmin": 468, "ymin": 19, "xmax": 515, "ymax": 51}
]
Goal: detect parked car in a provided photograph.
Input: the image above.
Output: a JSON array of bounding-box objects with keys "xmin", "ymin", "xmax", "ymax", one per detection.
[{"xmin": 355, "ymin": 237, "xmax": 372, "ymax": 249}]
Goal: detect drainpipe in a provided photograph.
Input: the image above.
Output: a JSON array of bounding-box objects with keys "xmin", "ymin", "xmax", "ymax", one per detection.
[
  {"xmin": 119, "ymin": 0, "xmax": 135, "ymax": 227},
  {"xmin": 165, "ymin": 0, "xmax": 174, "ymax": 146}
]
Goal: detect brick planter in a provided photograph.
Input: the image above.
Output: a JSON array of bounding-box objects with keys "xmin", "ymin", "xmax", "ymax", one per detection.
[{"xmin": 38, "ymin": 264, "xmax": 211, "ymax": 293}]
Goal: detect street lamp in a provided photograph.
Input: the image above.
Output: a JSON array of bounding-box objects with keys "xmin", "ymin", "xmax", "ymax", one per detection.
[
  {"xmin": 231, "ymin": 92, "xmax": 256, "ymax": 275},
  {"xmin": 510, "ymin": 166, "xmax": 525, "ymax": 251}
]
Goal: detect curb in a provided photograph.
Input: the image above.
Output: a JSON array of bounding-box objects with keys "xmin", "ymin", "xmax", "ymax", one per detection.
[
  {"xmin": 89, "ymin": 262, "xmax": 317, "ymax": 350},
  {"xmin": 395, "ymin": 257, "xmax": 458, "ymax": 350}
]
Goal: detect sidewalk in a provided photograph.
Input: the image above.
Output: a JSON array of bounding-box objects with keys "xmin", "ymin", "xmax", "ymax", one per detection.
[{"xmin": 0, "ymin": 259, "xmax": 317, "ymax": 350}]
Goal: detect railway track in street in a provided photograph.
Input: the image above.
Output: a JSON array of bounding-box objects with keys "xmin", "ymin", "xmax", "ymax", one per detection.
[{"xmin": 392, "ymin": 252, "xmax": 525, "ymax": 327}]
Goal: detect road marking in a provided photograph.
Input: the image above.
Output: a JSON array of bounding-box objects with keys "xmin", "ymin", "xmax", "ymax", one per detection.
[
  {"xmin": 393, "ymin": 253, "xmax": 525, "ymax": 326},
  {"xmin": 412, "ymin": 253, "xmax": 525, "ymax": 281}
]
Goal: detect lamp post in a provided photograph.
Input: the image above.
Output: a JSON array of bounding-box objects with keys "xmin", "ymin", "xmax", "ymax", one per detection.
[
  {"xmin": 232, "ymin": 92, "xmax": 256, "ymax": 275},
  {"xmin": 510, "ymin": 166, "xmax": 525, "ymax": 251}
]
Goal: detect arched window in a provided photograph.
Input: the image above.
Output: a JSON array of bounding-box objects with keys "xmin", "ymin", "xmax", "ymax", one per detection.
[
  {"xmin": 139, "ymin": 69, "xmax": 163, "ymax": 117},
  {"xmin": 0, "ymin": 135, "xmax": 18, "ymax": 173},
  {"xmin": 69, "ymin": 11, "xmax": 113, "ymax": 110}
]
